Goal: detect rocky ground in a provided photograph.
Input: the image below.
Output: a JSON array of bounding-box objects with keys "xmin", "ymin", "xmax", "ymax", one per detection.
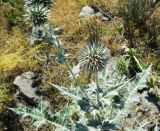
[{"xmin": 0, "ymin": 0, "xmax": 160, "ymax": 130}]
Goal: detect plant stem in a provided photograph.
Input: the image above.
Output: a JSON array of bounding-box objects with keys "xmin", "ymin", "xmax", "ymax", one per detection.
[
  {"xmin": 133, "ymin": 56, "xmax": 143, "ymax": 71},
  {"xmin": 95, "ymin": 71, "xmax": 100, "ymax": 105},
  {"xmin": 65, "ymin": 60, "xmax": 81, "ymax": 87},
  {"xmin": 65, "ymin": 61, "xmax": 90, "ymax": 97},
  {"xmin": 55, "ymin": 36, "xmax": 80, "ymax": 86},
  {"xmin": 109, "ymin": 106, "xmax": 113, "ymax": 119}
]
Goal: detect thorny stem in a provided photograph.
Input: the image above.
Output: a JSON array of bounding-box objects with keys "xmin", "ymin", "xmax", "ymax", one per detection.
[
  {"xmin": 95, "ymin": 71, "xmax": 100, "ymax": 105},
  {"xmin": 65, "ymin": 60, "xmax": 81, "ymax": 87},
  {"xmin": 65, "ymin": 61, "xmax": 101, "ymax": 110},
  {"xmin": 65, "ymin": 61, "xmax": 99, "ymax": 109}
]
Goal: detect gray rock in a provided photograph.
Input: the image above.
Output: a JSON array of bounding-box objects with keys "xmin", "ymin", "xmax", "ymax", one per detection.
[
  {"xmin": 13, "ymin": 72, "xmax": 41, "ymax": 105},
  {"xmin": 139, "ymin": 92, "xmax": 160, "ymax": 114},
  {"xmin": 79, "ymin": 6, "xmax": 94, "ymax": 18},
  {"xmin": 79, "ymin": 6, "xmax": 115, "ymax": 22}
]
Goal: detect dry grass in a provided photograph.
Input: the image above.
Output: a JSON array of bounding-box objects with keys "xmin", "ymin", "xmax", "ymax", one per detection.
[
  {"xmin": 45, "ymin": 0, "xmax": 123, "ymax": 86},
  {"xmin": 50, "ymin": 0, "xmax": 122, "ymax": 49},
  {"xmin": 0, "ymin": 28, "xmax": 40, "ymax": 81},
  {"xmin": 47, "ymin": 0, "xmax": 122, "ymax": 86},
  {"xmin": 0, "ymin": 0, "xmax": 127, "ymax": 89}
]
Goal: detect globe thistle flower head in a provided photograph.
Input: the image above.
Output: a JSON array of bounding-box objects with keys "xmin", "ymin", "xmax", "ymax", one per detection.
[
  {"xmin": 79, "ymin": 41, "xmax": 110, "ymax": 72},
  {"xmin": 25, "ymin": 0, "xmax": 53, "ymax": 8},
  {"xmin": 25, "ymin": 5, "xmax": 50, "ymax": 26}
]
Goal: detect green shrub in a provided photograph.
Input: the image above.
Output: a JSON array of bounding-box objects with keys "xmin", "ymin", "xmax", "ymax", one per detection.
[
  {"xmin": 118, "ymin": 0, "xmax": 160, "ymax": 48},
  {"xmin": 3, "ymin": 0, "xmax": 24, "ymax": 27},
  {"xmin": 10, "ymin": 31, "xmax": 153, "ymax": 130},
  {"xmin": 119, "ymin": 0, "xmax": 156, "ymax": 26}
]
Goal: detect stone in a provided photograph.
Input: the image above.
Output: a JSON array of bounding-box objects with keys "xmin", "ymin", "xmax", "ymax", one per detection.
[
  {"xmin": 139, "ymin": 92, "xmax": 160, "ymax": 114},
  {"xmin": 79, "ymin": 6, "xmax": 116, "ymax": 22},
  {"xmin": 79, "ymin": 6, "xmax": 94, "ymax": 18},
  {"xmin": 13, "ymin": 72, "xmax": 41, "ymax": 105}
]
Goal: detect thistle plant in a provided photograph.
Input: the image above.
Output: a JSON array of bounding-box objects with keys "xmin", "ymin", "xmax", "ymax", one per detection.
[
  {"xmin": 24, "ymin": 0, "xmax": 57, "ymax": 68},
  {"xmin": 25, "ymin": 4, "xmax": 49, "ymax": 27},
  {"xmin": 9, "ymin": 21, "xmax": 153, "ymax": 130},
  {"xmin": 79, "ymin": 41, "xmax": 110, "ymax": 72},
  {"xmin": 10, "ymin": 64, "xmax": 152, "ymax": 130},
  {"xmin": 79, "ymin": 41, "xmax": 110, "ymax": 104},
  {"xmin": 9, "ymin": 1, "xmax": 156, "ymax": 130},
  {"xmin": 24, "ymin": 0, "xmax": 54, "ymax": 44}
]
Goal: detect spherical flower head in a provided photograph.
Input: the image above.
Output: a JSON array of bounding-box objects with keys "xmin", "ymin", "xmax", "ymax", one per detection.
[
  {"xmin": 79, "ymin": 41, "xmax": 110, "ymax": 72},
  {"xmin": 25, "ymin": 0, "xmax": 53, "ymax": 8},
  {"xmin": 25, "ymin": 5, "xmax": 49, "ymax": 26}
]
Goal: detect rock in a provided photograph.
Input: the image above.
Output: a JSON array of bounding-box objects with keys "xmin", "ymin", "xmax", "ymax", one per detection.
[
  {"xmin": 79, "ymin": 6, "xmax": 115, "ymax": 22},
  {"xmin": 79, "ymin": 6, "xmax": 103, "ymax": 18},
  {"xmin": 13, "ymin": 72, "xmax": 41, "ymax": 105},
  {"xmin": 79, "ymin": 6, "xmax": 94, "ymax": 18},
  {"xmin": 139, "ymin": 92, "xmax": 160, "ymax": 114}
]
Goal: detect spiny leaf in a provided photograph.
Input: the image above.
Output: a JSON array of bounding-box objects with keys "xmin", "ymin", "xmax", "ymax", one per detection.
[
  {"xmin": 10, "ymin": 99, "xmax": 70, "ymax": 130},
  {"xmin": 49, "ymin": 83, "xmax": 82, "ymax": 101},
  {"xmin": 112, "ymin": 66, "xmax": 152, "ymax": 124}
]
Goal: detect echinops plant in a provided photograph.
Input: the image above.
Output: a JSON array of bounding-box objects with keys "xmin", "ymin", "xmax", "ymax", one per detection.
[
  {"xmin": 25, "ymin": 4, "xmax": 49, "ymax": 27},
  {"xmin": 79, "ymin": 41, "xmax": 110, "ymax": 72},
  {"xmin": 9, "ymin": 0, "xmax": 158, "ymax": 131},
  {"xmin": 10, "ymin": 15, "xmax": 153, "ymax": 131},
  {"xmin": 10, "ymin": 49, "xmax": 152, "ymax": 130}
]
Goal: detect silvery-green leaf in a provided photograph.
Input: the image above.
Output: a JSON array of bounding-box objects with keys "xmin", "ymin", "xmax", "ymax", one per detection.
[
  {"xmin": 10, "ymin": 98, "xmax": 70, "ymax": 130},
  {"xmin": 112, "ymin": 66, "xmax": 151, "ymax": 124},
  {"xmin": 90, "ymin": 109, "xmax": 101, "ymax": 119},
  {"xmin": 68, "ymin": 64, "xmax": 81, "ymax": 80},
  {"xmin": 49, "ymin": 83, "xmax": 82, "ymax": 101},
  {"xmin": 78, "ymin": 97, "xmax": 90, "ymax": 113},
  {"xmin": 154, "ymin": 124, "xmax": 160, "ymax": 131}
]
